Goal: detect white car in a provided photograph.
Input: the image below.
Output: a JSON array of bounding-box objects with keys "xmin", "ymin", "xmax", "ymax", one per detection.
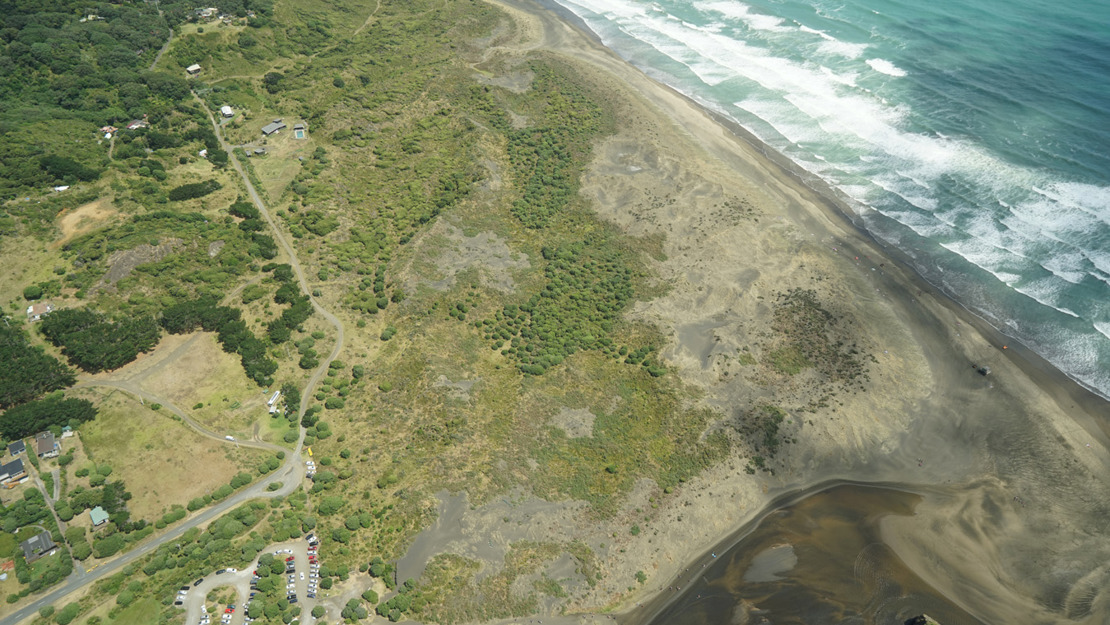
[
  {"xmin": 227, "ymin": 568, "xmax": 238, "ymax": 573},
  {"xmin": 287, "ymin": 583, "xmax": 296, "ymax": 589},
  {"xmin": 299, "ymin": 572, "xmax": 305, "ymax": 580}
]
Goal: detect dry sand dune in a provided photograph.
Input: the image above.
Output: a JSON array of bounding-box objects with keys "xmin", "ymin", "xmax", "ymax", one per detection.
[{"xmin": 413, "ymin": 1, "xmax": 1110, "ymax": 623}]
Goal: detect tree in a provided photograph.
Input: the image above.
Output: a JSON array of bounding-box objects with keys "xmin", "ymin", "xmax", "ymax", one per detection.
[
  {"xmin": 263, "ymin": 72, "xmax": 286, "ymax": 94},
  {"xmin": 0, "ymin": 325, "xmax": 75, "ymax": 409},
  {"xmin": 311, "ymin": 606, "xmax": 325, "ymax": 618},
  {"xmin": 0, "ymin": 396, "xmax": 96, "ymax": 439},
  {"xmin": 22, "ymin": 285, "xmax": 42, "ymax": 300},
  {"xmin": 54, "ymin": 603, "xmax": 80, "ymax": 625}
]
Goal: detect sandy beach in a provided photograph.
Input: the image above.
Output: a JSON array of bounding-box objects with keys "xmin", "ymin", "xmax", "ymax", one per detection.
[{"xmin": 386, "ymin": 0, "xmax": 1110, "ymax": 623}]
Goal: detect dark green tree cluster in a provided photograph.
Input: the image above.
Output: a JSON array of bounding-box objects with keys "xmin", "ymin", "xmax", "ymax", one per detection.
[
  {"xmin": 267, "ymin": 278, "xmax": 312, "ymax": 344},
  {"xmin": 160, "ymin": 298, "xmax": 277, "ymax": 386},
  {"xmin": 0, "ymin": 0, "xmax": 202, "ymax": 198},
  {"xmin": 229, "ymin": 196, "xmax": 260, "ymax": 219},
  {"xmin": 38, "ymin": 155, "xmax": 100, "ymax": 183},
  {"xmin": 0, "ymin": 487, "xmax": 51, "ymax": 533},
  {"xmin": 168, "ymin": 179, "xmax": 222, "ymax": 202},
  {"xmin": 375, "ymin": 577, "xmax": 419, "ymax": 622},
  {"xmin": 0, "ymin": 323, "xmax": 75, "ymax": 409},
  {"xmin": 349, "ymin": 264, "xmax": 397, "ymax": 315},
  {"xmin": 39, "ymin": 308, "xmax": 161, "ymax": 372},
  {"xmin": 0, "ymin": 395, "xmax": 96, "ymax": 439},
  {"xmin": 229, "ymin": 199, "xmax": 278, "ymax": 259},
  {"xmin": 480, "ymin": 238, "xmax": 661, "ymax": 376}
]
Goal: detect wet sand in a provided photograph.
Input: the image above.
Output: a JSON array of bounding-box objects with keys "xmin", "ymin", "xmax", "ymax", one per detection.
[
  {"xmin": 647, "ymin": 484, "xmax": 985, "ymax": 625},
  {"xmin": 409, "ymin": 1, "xmax": 1110, "ymax": 623}
]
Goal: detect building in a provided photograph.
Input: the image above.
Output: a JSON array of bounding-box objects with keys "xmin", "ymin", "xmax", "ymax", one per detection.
[
  {"xmin": 220, "ymin": 105, "xmax": 234, "ymax": 118},
  {"xmin": 293, "ymin": 123, "xmax": 306, "ymax": 139},
  {"xmin": 89, "ymin": 506, "xmax": 110, "ymax": 527},
  {"xmin": 26, "ymin": 302, "xmax": 54, "ymax": 323},
  {"xmin": 34, "ymin": 432, "xmax": 59, "ymax": 459},
  {"xmin": 127, "ymin": 119, "xmax": 149, "ymax": 130},
  {"xmin": 20, "ymin": 532, "xmax": 56, "ymax": 563},
  {"xmin": 0, "ymin": 458, "xmax": 26, "ymax": 488},
  {"xmin": 261, "ymin": 119, "xmax": 286, "ymax": 136},
  {"xmin": 7, "ymin": 440, "xmax": 25, "ymax": 456},
  {"xmin": 186, "ymin": 64, "xmax": 202, "ymax": 75},
  {"xmin": 268, "ymin": 391, "xmax": 282, "ymax": 414}
]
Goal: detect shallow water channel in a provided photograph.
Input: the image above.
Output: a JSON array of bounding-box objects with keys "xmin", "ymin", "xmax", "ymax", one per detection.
[{"xmin": 646, "ymin": 485, "xmax": 984, "ymax": 625}]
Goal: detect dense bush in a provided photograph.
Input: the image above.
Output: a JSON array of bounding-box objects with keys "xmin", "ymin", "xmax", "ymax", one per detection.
[
  {"xmin": 168, "ymin": 179, "xmax": 222, "ymax": 202},
  {"xmin": 39, "ymin": 155, "xmax": 100, "ymax": 183},
  {"xmin": 161, "ymin": 298, "xmax": 278, "ymax": 386},
  {"xmin": 0, "ymin": 396, "xmax": 96, "ymax": 439},
  {"xmin": 0, "ymin": 324, "xmax": 75, "ymax": 409},
  {"xmin": 39, "ymin": 308, "xmax": 161, "ymax": 372}
]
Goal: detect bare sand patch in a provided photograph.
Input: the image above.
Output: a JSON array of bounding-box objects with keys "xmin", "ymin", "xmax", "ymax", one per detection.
[
  {"xmin": 549, "ymin": 407, "xmax": 595, "ymax": 439},
  {"xmin": 56, "ymin": 197, "xmax": 116, "ymax": 245},
  {"xmin": 404, "ymin": 220, "xmax": 531, "ymax": 294},
  {"xmin": 423, "ymin": 2, "xmax": 1110, "ymax": 623}
]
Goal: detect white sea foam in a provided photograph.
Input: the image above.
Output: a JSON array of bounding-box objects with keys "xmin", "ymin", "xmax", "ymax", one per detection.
[
  {"xmin": 697, "ymin": 0, "xmax": 790, "ymax": 32},
  {"xmin": 551, "ymin": 0, "xmax": 1110, "ymax": 394},
  {"xmin": 1095, "ymin": 321, "xmax": 1110, "ymax": 342},
  {"xmin": 1012, "ymin": 278, "xmax": 1081, "ymax": 318},
  {"xmin": 865, "ymin": 58, "xmax": 907, "ymax": 77}
]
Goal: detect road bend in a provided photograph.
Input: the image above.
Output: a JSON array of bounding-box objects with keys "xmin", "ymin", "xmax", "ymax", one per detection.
[{"xmin": 0, "ymin": 98, "xmax": 347, "ymax": 625}]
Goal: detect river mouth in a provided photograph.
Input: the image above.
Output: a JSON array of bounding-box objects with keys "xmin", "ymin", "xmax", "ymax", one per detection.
[{"xmin": 646, "ymin": 484, "xmax": 984, "ymax": 625}]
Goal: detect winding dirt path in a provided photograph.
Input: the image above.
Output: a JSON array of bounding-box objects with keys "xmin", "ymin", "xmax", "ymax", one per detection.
[{"xmin": 352, "ymin": 0, "xmax": 383, "ymax": 36}]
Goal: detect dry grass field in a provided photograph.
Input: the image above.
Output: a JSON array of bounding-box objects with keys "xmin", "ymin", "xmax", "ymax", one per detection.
[{"xmin": 78, "ymin": 388, "xmax": 265, "ymax": 520}]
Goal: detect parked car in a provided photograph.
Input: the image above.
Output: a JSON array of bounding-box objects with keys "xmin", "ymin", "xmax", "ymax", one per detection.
[
  {"xmin": 215, "ymin": 569, "xmax": 226, "ymax": 574},
  {"xmin": 194, "ymin": 578, "xmax": 205, "ymax": 586}
]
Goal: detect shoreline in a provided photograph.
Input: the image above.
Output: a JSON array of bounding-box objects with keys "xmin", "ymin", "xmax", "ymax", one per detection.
[
  {"xmin": 481, "ymin": 0, "xmax": 1110, "ymax": 623},
  {"xmin": 530, "ymin": 0, "xmax": 1110, "ymax": 413}
]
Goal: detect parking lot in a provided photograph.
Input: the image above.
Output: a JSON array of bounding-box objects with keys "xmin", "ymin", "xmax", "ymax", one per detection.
[{"xmin": 178, "ymin": 535, "xmax": 321, "ymax": 625}]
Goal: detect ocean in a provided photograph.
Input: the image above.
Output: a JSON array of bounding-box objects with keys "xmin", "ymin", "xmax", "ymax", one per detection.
[{"xmin": 548, "ymin": 0, "xmax": 1110, "ymax": 399}]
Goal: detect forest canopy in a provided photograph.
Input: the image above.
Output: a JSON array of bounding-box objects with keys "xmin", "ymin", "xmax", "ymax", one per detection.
[
  {"xmin": 0, "ymin": 323, "xmax": 75, "ymax": 410},
  {"xmin": 39, "ymin": 308, "xmax": 161, "ymax": 373}
]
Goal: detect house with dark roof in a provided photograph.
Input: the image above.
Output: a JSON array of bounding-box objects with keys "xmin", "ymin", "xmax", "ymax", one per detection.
[
  {"xmin": 261, "ymin": 119, "xmax": 286, "ymax": 136},
  {"xmin": 7, "ymin": 440, "xmax": 25, "ymax": 456},
  {"xmin": 0, "ymin": 458, "xmax": 26, "ymax": 488},
  {"xmin": 20, "ymin": 531, "xmax": 56, "ymax": 563},
  {"xmin": 34, "ymin": 432, "xmax": 59, "ymax": 459}
]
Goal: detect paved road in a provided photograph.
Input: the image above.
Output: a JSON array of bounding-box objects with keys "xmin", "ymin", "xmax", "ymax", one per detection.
[
  {"xmin": 182, "ymin": 538, "xmax": 319, "ymax": 625},
  {"xmin": 0, "ymin": 460, "xmax": 304, "ymax": 625},
  {"xmin": 0, "ymin": 98, "xmax": 346, "ymax": 625}
]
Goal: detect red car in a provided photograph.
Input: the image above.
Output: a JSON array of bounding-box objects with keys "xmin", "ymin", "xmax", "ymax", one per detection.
[{"xmin": 285, "ymin": 556, "xmax": 295, "ymax": 562}]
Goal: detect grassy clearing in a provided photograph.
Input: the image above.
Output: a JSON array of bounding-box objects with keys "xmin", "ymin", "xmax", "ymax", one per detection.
[
  {"xmin": 132, "ymin": 332, "xmax": 268, "ymax": 437},
  {"xmin": 106, "ymin": 598, "xmax": 161, "ymax": 625},
  {"xmin": 79, "ymin": 388, "xmax": 264, "ymax": 520}
]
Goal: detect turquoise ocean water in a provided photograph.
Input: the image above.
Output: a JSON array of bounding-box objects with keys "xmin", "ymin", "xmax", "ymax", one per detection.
[{"xmin": 549, "ymin": 0, "xmax": 1110, "ymax": 399}]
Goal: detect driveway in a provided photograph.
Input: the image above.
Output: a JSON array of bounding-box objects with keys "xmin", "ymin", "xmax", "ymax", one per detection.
[{"xmin": 180, "ymin": 538, "xmax": 321, "ymax": 625}]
